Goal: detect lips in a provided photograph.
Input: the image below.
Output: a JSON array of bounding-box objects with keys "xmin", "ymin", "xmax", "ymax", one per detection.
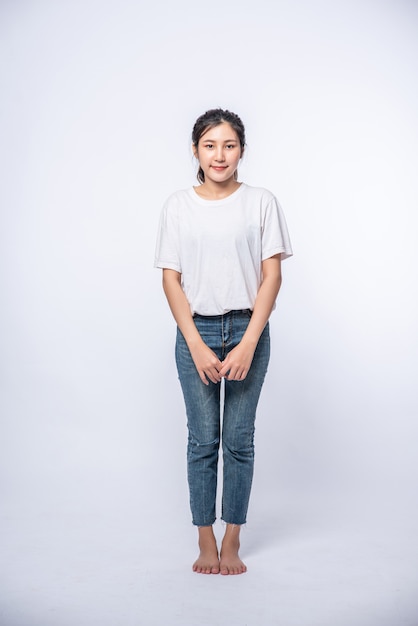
[{"xmin": 211, "ymin": 166, "xmax": 228, "ymax": 171}]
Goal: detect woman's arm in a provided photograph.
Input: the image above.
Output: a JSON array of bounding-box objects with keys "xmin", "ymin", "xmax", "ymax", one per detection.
[
  {"xmin": 162, "ymin": 269, "xmax": 222, "ymax": 385},
  {"xmin": 219, "ymin": 254, "xmax": 282, "ymax": 381}
]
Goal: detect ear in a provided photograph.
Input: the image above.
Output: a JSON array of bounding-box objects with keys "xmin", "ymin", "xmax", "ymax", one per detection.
[{"xmin": 192, "ymin": 143, "xmax": 198, "ymax": 159}]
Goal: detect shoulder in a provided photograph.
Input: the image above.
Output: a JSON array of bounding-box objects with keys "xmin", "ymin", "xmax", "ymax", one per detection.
[
  {"xmin": 163, "ymin": 187, "xmax": 196, "ymax": 211},
  {"xmin": 161, "ymin": 188, "xmax": 194, "ymax": 218},
  {"xmin": 241, "ymin": 184, "xmax": 276, "ymax": 202},
  {"xmin": 163, "ymin": 188, "xmax": 191, "ymax": 206}
]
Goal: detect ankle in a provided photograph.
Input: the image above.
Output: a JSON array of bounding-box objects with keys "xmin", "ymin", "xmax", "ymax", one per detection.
[
  {"xmin": 221, "ymin": 524, "xmax": 241, "ymax": 548},
  {"xmin": 197, "ymin": 526, "xmax": 216, "ymax": 546}
]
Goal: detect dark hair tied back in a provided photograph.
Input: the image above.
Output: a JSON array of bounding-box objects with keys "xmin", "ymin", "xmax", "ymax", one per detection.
[{"xmin": 192, "ymin": 108, "xmax": 246, "ymax": 184}]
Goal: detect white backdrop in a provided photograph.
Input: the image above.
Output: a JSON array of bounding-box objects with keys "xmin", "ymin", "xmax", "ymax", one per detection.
[{"xmin": 1, "ymin": 1, "xmax": 418, "ymax": 624}]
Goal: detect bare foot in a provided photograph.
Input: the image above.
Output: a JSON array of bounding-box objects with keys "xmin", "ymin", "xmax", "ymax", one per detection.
[
  {"xmin": 193, "ymin": 526, "xmax": 220, "ymax": 574},
  {"xmin": 220, "ymin": 524, "xmax": 247, "ymax": 575}
]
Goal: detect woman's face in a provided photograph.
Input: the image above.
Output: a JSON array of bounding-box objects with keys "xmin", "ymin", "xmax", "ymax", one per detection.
[{"xmin": 194, "ymin": 122, "xmax": 242, "ymax": 185}]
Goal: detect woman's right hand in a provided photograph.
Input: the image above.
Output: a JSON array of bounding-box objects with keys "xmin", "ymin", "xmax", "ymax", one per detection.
[
  {"xmin": 162, "ymin": 270, "xmax": 222, "ymax": 385},
  {"xmin": 189, "ymin": 340, "xmax": 223, "ymax": 385}
]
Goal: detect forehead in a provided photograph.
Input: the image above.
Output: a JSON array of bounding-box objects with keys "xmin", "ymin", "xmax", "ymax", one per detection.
[{"xmin": 199, "ymin": 122, "xmax": 239, "ymax": 142}]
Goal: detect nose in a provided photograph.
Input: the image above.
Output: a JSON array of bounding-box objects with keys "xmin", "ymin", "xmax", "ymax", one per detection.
[{"xmin": 214, "ymin": 146, "xmax": 225, "ymax": 162}]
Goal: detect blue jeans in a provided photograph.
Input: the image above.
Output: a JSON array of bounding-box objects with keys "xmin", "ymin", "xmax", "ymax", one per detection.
[{"xmin": 175, "ymin": 309, "xmax": 270, "ymax": 526}]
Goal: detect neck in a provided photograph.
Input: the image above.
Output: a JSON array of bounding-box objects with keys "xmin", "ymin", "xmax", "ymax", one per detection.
[{"xmin": 194, "ymin": 179, "xmax": 241, "ymax": 200}]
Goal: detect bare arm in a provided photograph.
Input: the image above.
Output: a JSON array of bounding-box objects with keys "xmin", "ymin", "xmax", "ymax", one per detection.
[
  {"xmin": 219, "ymin": 254, "xmax": 282, "ymax": 381},
  {"xmin": 162, "ymin": 269, "xmax": 222, "ymax": 385}
]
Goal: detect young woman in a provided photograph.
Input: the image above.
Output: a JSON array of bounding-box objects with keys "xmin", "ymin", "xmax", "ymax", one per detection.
[{"xmin": 154, "ymin": 108, "xmax": 292, "ymax": 575}]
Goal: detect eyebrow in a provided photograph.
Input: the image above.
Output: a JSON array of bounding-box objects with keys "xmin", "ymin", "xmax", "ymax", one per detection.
[{"xmin": 201, "ymin": 138, "xmax": 238, "ymax": 143}]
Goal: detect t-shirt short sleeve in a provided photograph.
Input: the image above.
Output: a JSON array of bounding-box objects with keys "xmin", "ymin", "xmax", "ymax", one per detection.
[
  {"xmin": 154, "ymin": 197, "xmax": 182, "ymax": 272},
  {"xmin": 261, "ymin": 195, "xmax": 293, "ymax": 261}
]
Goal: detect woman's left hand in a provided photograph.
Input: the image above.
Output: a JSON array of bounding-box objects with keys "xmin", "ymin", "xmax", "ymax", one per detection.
[{"xmin": 219, "ymin": 341, "xmax": 256, "ymax": 381}]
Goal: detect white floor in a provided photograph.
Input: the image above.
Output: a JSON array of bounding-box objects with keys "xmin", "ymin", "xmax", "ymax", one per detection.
[{"xmin": 1, "ymin": 472, "xmax": 417, "ymax": 626}]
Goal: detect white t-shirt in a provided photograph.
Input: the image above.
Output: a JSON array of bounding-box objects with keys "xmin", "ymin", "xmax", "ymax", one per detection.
[{"xmin": 154, "ymin": 183, "xmax": 293, "ymax": 315}]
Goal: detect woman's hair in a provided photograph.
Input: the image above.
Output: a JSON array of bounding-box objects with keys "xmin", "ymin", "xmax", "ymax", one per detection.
[{"xmin": 192, "ymin": 108, "xmax": 246, "ymax": 184}]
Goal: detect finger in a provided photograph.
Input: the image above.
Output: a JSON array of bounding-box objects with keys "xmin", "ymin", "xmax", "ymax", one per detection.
[
  {"xmin": 219, "ymin": 362, "xmax": 230, "ymax": 378},
  {"xmin": 206, "ymin": 369, "xmax": 221, "ymax": 384},
  {"xmin": 198, "ymin": 371, "xmax": 209, "ymax": 385},
  {"xmin": 213, "ymin": 369, "xmax": 222, "ymax": 382},
  {"xmin": 228, "ymin": 368, "xmax": 246, "ymax": 381}
]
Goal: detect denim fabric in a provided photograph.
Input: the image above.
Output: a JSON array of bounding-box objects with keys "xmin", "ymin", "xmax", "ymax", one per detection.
[{"xmin": 175, "ymin": 310, "xmax": 270, "ymax": 526}]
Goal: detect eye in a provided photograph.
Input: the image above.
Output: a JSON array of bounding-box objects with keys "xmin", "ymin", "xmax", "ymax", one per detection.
[
  {"xmin": 204, "ymin": 143, "xmax": 213, "ymax": 149},
  {"xmin": 226, "ymin": 144, "xmax": 236, "ymax": 149}
]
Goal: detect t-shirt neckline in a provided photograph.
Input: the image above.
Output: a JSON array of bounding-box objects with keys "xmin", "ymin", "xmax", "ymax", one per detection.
[{"xmin": 189, "ymin": 183, "xmax": 246, "ymax": 205}]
